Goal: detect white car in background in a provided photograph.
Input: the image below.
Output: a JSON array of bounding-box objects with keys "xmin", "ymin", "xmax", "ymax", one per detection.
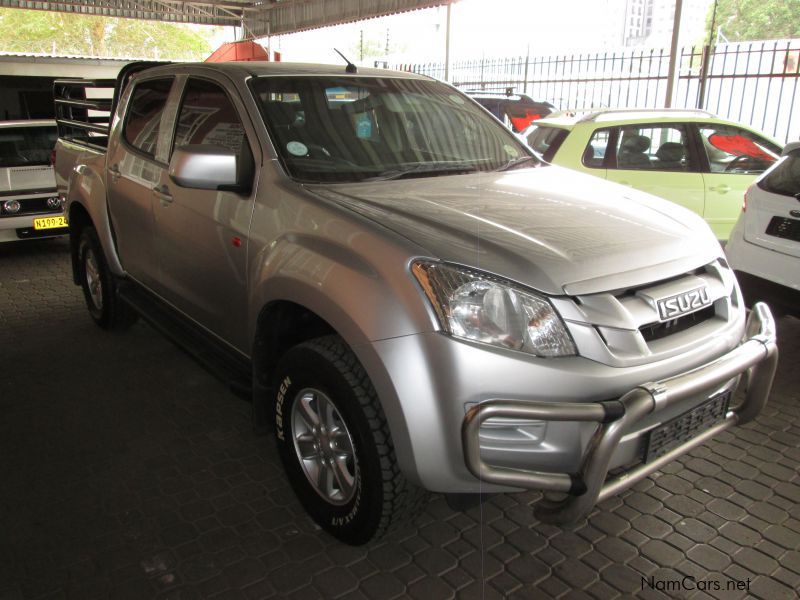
[
  {"xmin": 0, "ymin": 120, "xmax": 65, "ymax": 242},
  {"xmin": 726, "ymin": 141, "xmax": 800, "ymax": 317}
]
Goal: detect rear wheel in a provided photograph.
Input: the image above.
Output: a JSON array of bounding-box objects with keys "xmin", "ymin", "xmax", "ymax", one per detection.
[
  {"xmin": 77, "ymin": 227, "xmax": 137, "ymax": 330},
  {"xmin": 272, "ymin": 335, "xmax": 426, "ymax": 545}
]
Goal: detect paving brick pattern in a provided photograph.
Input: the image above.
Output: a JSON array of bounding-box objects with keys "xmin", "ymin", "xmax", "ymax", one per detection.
[{"xmin": 1, "ymin": 238, "xmax": 798, "ymax": 600}]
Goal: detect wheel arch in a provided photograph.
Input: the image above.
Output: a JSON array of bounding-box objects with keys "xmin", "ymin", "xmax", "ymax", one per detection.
[
  {"xmin": 63, "ymin": 156, "xmax": 125, "ymax": 280},
  {"xmin": 67, "ymin": 201, "xmax": 93, "ymax": 285},
  {"xmin": 250, "ymin": 290, "xmax": 420, "ymax": 487}
]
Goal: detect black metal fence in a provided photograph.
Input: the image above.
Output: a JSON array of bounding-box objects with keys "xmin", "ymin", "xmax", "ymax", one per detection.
[{"xmin": 393, "ymin": 40, "xmax": 800, "ymax": 143}]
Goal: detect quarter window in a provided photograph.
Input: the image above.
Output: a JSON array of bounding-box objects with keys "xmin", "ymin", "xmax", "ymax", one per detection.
[
  {"xmin": 698, "ymin": 125, "xmax": 780, "ymax": 174},
  {"xmin": 123, "ymin": 79, "xmax": 172, "ymax": 157},
  {"xmin": 611, "ymin": 125, "xmax": 689, "ymax": 171},
  {"xmin": 583, "ymin": 128, "xmax": 612, "ymax": 168},
  {"xmin": 525, "ymin": 126, "xmax": 568, "ymax": 162}
]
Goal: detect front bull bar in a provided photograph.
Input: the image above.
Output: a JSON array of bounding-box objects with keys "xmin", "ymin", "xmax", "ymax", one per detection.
[{"xmin": 461, "ymin": 302, "xmax": 779, "ymax": 524}]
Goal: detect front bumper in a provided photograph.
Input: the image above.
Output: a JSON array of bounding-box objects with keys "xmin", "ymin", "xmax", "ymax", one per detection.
[
  {"xmin": 0, "ymin": 212, "xmax": 67, "ymax": 242},
  {"xmin": 462, "ymin": 302, "xmax": 778, "ymax": 524}
]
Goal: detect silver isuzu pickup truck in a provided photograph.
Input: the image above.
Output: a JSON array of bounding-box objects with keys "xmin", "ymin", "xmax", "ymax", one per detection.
[{"xmin": 54, "ymin": 62, "xmax": 778, "ymax": 545}]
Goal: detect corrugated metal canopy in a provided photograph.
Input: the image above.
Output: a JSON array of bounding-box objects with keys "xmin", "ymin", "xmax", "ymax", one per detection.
[
  {"xmin": 245, "ymin": 0, "xmax": 452, "ymax": 37},
  {"xmin": 0, "ymin": 0, "xmax": 452, "ymax": 35}
]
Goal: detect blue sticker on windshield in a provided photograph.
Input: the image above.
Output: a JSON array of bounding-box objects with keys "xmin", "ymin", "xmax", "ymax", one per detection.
[{"xmin": 356, "ymin": 114, "xmax": 372, "ymax": 139}]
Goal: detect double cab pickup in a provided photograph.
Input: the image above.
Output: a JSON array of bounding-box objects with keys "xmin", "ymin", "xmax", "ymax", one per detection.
[{"xmin": 55, "ymin": 62, "xmax": 778, "ymax": 545}]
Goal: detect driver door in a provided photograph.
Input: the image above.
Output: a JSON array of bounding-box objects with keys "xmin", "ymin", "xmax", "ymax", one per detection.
[
  {"xmin": 603, "ymin": 124, "xmax": 705, "ymax": 221},
  {"xmin": 152, "ymin": 76, "xmax": 258, "ymax": 351}
]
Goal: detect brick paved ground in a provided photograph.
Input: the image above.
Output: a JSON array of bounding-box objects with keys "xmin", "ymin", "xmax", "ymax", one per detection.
[{"xmin": 1, "ymin": 238, "xmax": 798, "ymax": 600}]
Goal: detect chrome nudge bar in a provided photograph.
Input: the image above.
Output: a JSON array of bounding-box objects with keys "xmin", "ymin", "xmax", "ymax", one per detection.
[{"xmin": 461, "ymin": 302, "xmax": 778, "ymax": 525}]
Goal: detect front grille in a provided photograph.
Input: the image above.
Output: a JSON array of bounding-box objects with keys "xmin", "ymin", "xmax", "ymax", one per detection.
[
  {"xmin": 639, "ymin": 305, "xmax": 715, "ymax": 342},
  {"xmin": 0, "ymin": 197, "xmax": 60, "ymax": 218},
  {"xmin": 766, "ymin": 216, "xmax": 800, "ymax": 242}
]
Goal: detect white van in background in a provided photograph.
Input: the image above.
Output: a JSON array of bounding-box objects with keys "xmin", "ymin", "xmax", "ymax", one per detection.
[{"xmin": 0, "ymin": 120, "xmax": 64, "ymax": 242}]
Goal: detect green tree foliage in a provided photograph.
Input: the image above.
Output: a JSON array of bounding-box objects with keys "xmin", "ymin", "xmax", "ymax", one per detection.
[
  {"xmin": 706, "ymin": 0, "xmax": 800, "ymax": 42},
  {"xmin": 0, "ymin": 8, "xmax": 218, "ymax": 59}
]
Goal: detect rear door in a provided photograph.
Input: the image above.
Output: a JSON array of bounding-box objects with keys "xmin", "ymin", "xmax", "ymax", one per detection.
[
  {"xmin": 152, "ymin": 76, "xmax": 259, "ymax": 350},
  {"xmin": 744, "ymin": 147, "xmax": 800, "ymax": 259},
  {"xmin": 106, "ymin": 77, "xmax": 175, "ymax": 286},
  {"xmin": 694, "ymin": 123, "xmax": 781, "ymax": 240},
  {"xmin": 603, "ymin": 123, "xmax": 705, "ymax": 220}
]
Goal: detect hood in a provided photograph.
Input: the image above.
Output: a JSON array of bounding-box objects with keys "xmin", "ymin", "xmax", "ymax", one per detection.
[{"xmin": 310, "ymin": 166, "xmax": 721, "ymax": 295}]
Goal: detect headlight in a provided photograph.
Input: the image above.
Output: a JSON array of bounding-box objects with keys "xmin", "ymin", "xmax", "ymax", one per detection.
[{"xmin": 411, "ymin": 261, "xmax": 576, "ymax": 357}]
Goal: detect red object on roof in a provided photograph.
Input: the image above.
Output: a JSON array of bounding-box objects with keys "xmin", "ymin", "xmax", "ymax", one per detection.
[{"xmin": 206, "ymin": 40, "xmax": 270, "ymax": 62}]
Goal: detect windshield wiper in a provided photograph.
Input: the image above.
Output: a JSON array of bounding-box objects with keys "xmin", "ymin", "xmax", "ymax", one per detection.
[
  {"xmin": 365, "ymin": 162, "xmax": 478, "ymax": 181},
  {"xmin": 495, "ymin": 155, "xmax": 541, "ymax": 172}
]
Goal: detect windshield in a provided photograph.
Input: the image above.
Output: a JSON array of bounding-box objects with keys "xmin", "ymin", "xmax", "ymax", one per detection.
[
  {"xmin": 0, "ymin": 125, "xmax": 57, "ymax": 168},
  {"xmin": 250, "ymin": 76, "xmax": 537, "ymax": 183}
]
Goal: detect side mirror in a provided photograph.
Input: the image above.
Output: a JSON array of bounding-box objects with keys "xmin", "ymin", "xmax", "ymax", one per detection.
[
  {"xmin": 782, "ymin": 141, "xmax": 800, "ymax": 156},
  {"xmin": 169, "ymin": 144, "xmax": 252, "ymax": 193}
]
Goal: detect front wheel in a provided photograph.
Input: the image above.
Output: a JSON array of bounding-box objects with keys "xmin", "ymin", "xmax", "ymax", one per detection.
[
  {"xmin": 272, "ymin": 335, "xmax": 426, "ymax": 545},
  {"xmin": 77, "ymin": 227, "xmax": 137, "ymax": 330}
]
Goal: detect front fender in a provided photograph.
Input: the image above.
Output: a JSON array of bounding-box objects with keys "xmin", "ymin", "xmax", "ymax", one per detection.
[{"xmin": 247, "ymin": 227, "xmax": 439, "ymax": 487}]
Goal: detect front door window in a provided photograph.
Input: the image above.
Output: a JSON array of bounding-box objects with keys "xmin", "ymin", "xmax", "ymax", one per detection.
[{"xmin": 697, "ymin": 125, "xmax": 780, "ymax": 174}]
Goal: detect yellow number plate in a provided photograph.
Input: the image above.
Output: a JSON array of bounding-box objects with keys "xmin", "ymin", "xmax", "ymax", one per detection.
[{"xmin": 33, "ymin": 216, "xmax": 68, "ymax": 230}]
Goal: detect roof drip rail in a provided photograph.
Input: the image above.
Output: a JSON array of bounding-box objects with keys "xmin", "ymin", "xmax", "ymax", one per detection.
[{"xmin": 577, "ymin": 108, "xmax": 718, "ymax": 123}]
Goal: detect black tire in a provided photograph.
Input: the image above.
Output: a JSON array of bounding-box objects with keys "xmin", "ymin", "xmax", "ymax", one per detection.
[
  {"xmin": 272, "ymin": 335, "xmax": 426, "ymax": 545},
  {"xmin": 77, "ymin": 227, "xmax": 137, "ymax": 330}
]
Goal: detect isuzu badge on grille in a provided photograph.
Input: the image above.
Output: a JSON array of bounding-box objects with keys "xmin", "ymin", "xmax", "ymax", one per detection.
[{"xmin": 656, "ymin": 286, "xmax": 711, "ymax": 321}]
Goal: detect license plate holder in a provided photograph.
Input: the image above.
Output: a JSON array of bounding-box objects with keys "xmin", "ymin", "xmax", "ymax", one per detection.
[
  {"xmin": 33, "ymin": 216, "xmax": 68, "ymax": 230},
  {"xmin": 645, "ymin": 390, "xmax": 731, "ymax": 463}
]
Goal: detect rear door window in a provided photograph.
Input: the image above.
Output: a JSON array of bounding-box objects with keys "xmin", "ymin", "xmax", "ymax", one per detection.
[
  {"xmin": 757, "ymin": 148, "xmax": 800, "ymax": 197},
  {"xmin": 697, "ymin": 125, "xmax": 780, "ymax": 174},
  {"xmin": 610, "ymin": 125, "xmax": 690, "ymax": 171},
  {"xmin": 525, "ymin": 126, "xmax": 568, "ymax": 162},
  {"xmin": 123, "ymin": 78, "xmax": 173, "ymax": 158},
  {"xmin": 0, "ymin": 125, "xmax": 57, "ymax": 167}
]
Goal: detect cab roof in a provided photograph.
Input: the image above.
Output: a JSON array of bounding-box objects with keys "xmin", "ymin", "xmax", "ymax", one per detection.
[{"xmin": 141, "ymin": 61, "xmax": 433, "ymax": 81}]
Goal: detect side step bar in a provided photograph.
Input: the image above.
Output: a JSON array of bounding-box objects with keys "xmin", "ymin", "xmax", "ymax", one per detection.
[{"xmin": 118, "ymin": 282, "xmax": 252, "ymax": 399}]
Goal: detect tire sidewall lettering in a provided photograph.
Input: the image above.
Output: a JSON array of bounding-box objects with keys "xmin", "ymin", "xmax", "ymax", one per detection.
[
  {"xmin": 274, "ymin": 375, "xmax": 291, "ymax": 441},
  {"xmin": 332, "ymin": 461, "xmax": 362, "ymax": 527}
]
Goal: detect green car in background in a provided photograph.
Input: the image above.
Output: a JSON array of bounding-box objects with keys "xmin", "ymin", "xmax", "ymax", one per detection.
[{"xmin": 520, "ymin": 109, "xmax": 784, "ymax": 241}]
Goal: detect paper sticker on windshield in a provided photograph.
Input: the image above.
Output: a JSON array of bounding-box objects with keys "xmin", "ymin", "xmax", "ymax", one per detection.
[
  {"xmin": 504, "ymin": 144, "xmax": 520, "ymax": 158},
  {"xmin": 287, "ymin": 141, "xmax": 308, "ymax": 156},
  {"xmin": 449, "ymin": 94, "xmax": 466, "ymax": 105}
]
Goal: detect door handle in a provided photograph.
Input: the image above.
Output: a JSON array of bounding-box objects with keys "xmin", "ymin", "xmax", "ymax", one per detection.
[
  {"xmin": 152, "ymin": 185, "xmax": 173, "ymax": 205},
  {"xmin": 709, "ymin": 184, "xmax": 731, "ymax": 194},
  {"xmin": 108, "ymin": 164, "xmax": 121, "ymax": 183},
  {"xmin": 618, "ymin": 180, "xmax": 631, "ymax": 186}
]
